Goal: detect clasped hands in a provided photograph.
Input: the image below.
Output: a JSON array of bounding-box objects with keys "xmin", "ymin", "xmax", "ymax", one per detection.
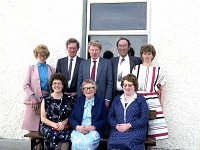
[
  {"xmin": 76, "ymin": 125, "xmax": 96, "ymax": 135},
  {"xmin": 116, "ymin": 123, "xmax": 131, "ymax": 133},
  {"xmin": 52, "ymin": 121, "xmax": 66, "ymax": 131}
]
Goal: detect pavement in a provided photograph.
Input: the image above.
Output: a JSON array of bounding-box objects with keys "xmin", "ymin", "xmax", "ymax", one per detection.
[
  {"xmin": 0, "ymin": 139, "xmax": 29, "ymax": 150},
  {"xmin": 0, "ymin": 139, "xmax": 180, "ymax": 150}
]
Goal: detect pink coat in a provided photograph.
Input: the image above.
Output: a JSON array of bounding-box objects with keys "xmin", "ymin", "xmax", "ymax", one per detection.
[{"xmin": 22, "ymin": 64, "xmax": 55, "ymax": 131}]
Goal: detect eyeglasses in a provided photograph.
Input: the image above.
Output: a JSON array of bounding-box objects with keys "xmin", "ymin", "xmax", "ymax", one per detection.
[
  {"xmin": 82, "ymin": 87, "xmax": 95, "ymax": 91},
  {"xmin": 38, "ymin": 54, "xmax": 46, "ymax": 58},
  {"xmin": 52, "ymin": 82, "xmax": 63, "ymax": 86},
  {"xmin": 123, "ymin": 83, "xmax": 133, "ymax": 87}
]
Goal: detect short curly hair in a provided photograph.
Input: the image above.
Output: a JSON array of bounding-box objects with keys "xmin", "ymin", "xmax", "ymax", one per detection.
[
  {"xmin": 140, "ymin": 44, "xmax": 156, "ymax": 60},
  {"xmin": 49, "ymin": 73, "xmax": 66, "ymax": 93},
  {"xmin": 33, "ymin": 44, "xmax": 50, "ymax": 59},
  {"xmin": 121, "ymin": 73, "xmax": 138, "ymax": 91}
]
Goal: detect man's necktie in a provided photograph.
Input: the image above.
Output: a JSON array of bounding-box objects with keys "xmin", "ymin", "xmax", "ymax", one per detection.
[
  {"xmin": 117, "ymin": 58, "xmax": 125, "ymax": 82},
  {"xmin": 67, "ymin": 58, "xmax": 73, "ymax": 81},
  {"xmin": 91, "ymin": 61, "xmax": 96, "ymax": 81}
]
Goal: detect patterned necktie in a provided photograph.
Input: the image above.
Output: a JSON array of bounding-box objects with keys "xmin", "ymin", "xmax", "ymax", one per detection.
[
  {"xmin": 67, "ymin": 58, "xmax": 73, "ymax": 81},
  {"xmin": 117, "ymin": 58, "xmax": 125, "ymax": 82},
  {"xmin": 91, "ymin": 61, "xmax": 96, "ymax": 81}
]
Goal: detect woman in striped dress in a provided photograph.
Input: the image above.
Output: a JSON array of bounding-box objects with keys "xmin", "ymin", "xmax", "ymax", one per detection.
[{"xmin": 132, "ymin": 44, "xmax": 169, "ymax": 140}]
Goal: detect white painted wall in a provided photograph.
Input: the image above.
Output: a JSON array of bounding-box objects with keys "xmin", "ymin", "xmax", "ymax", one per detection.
[
  {"xmin": 0, "ymin": 0, "xmax": 83, "ymax": 140},
  {"xmin": 0, "ymin": 0, "xmax": 200, "ymax": 149}
]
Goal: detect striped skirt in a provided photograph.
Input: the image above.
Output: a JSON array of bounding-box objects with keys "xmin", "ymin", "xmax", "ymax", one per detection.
[{"xmin": 137, "ymin": 92, "xmax": 169, "ymax": 140}]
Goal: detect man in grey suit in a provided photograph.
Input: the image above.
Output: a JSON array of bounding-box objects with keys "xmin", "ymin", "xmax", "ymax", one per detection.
[
  {"xmin": 56, "ymin": 38, "xmax": 84, "ymax": 98},
  {"xmin": 112, "ymin": 37, "xmax": 142, "ymax": 97},
  {"xmin": 77, "ymin": 40, "xmax": 113, "ymax": 107}
]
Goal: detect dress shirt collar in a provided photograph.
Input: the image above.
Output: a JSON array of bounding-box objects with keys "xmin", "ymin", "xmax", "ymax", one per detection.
[
  {"xmin": 91, "ymin": 57, "xmax": 100, "ymax": 63},
  {"xmin": 37, "ymin": 62, "xmax": 47, "ymax": 67},
  {"xmin": 119, "ymin": 55, "xmax": 129, "ymax": 62},
  {"xmin": 68, "ymin": 55, "xmax": 77, "ymax": 62}
]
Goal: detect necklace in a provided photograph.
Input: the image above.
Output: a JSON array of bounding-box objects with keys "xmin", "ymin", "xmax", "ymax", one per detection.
[{"xmin": 54, "ymin": 97, "xmax": 63, "ymax": 109}]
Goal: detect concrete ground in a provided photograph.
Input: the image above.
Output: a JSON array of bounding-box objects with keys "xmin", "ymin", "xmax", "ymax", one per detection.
[
  {"xmin": 0, "ymin": 138, "xmax": 179, "ymax": 150},
  {"xmin": 0, "ymin": 139, "xmax": 29, "ymax": 150}
]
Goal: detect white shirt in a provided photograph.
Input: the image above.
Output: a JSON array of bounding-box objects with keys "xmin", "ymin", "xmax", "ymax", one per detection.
[{"xmin": 117, "ymin": 55, "xmax": 130, "ymax": 91}]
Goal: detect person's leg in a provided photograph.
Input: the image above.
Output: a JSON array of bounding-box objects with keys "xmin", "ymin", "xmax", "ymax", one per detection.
[
  {"xmin": 54, "ymin": 143, "xmax": 62, "ymax": 150},
  {"xmin": 61, "ymin": 142, "xmax": 69, "ymax": 150}
]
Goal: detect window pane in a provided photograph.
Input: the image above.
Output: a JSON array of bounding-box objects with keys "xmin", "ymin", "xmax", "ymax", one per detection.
[
  {"xmin": 90, "ymin": 2, "xmax": 147, "ymax": 30},
  {"xmin": 89, "ymin": 35, "xmax": 148, "ymax": 57}
]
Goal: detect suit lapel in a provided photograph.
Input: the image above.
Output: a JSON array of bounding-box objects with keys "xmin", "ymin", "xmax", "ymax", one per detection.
[
  {"xmin": 34, "ymin": 65, "xmax": 42, "ymax": 90},
  {"xmin": 72, "ymin": 57, "xmax": 79, "ymax": 80},
  {"xmin": 129, "ymin": 56, "xmax": 135, "ymax": 73},
  {"xmin": 96, "ymin": 57, "xmax": 103, "ymax": 81},
  {"xmin": 114, "ymin": 57, "xmax": 119, "ymax": 80},
  {"xmin": 86, "ymin": 59, "xmax": 91, "ymax": 78},
  {"xmin": 64, "ymin": 57, "xmax": 69, "ymax": 76}
]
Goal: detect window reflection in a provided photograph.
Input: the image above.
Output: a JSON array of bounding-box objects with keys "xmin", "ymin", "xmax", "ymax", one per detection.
[
  {"xmin": 90, "ymin": 3, "xmax": 147, "ymax": 30},
  {"xmin": 89, "ymin": 35, "xmax": 148, "ymax": 57}
]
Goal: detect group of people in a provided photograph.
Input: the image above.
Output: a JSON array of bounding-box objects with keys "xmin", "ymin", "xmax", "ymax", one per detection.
[{"xmin": 22, "ymin": 37, "xmax": 168, "ymax": 150}]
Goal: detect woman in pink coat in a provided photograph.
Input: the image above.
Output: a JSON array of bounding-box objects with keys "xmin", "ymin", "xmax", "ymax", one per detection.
[{"xmin": 22, "ymin": 44, "xmax": 55, "ymax": 132}]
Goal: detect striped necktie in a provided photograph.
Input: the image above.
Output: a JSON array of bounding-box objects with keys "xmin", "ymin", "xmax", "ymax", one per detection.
[{"xmin": 67, "ymin": 58, "xmax": 73, "ymax": 81}]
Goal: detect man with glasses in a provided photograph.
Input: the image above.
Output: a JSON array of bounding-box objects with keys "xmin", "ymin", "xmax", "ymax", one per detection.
[
  {"xmin": 56, "ymin": 38, "xmax": 84, "ymax": 99},
  {"xmin": 111, "ymin": 37, "xmax": 142, "ymax": 98}
]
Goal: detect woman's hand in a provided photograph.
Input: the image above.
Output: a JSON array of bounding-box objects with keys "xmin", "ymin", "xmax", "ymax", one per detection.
[
  {"xmin": 31, "ymin": 103, "xmax": 39, "ymax": 110},
  {"xmin": 116, "ymin": 123, "xmax": 131, "ymax": 132},
  {"xmin": 51, "ymin": 122, "xmax": 65, "ymax": 131},
  {"xmin": 85, "ymin": 125, "xmax": 96, "ymax": 132},
  {"xmin": 51, "ymin": 122, "xmax": 59, "ymax": 130},
  {"xmin": 76, "ymin": 125, "xmax": 89, "ymax": 135}
]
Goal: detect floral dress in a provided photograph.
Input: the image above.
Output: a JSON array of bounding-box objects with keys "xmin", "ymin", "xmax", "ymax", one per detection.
[{"xmin": 40, "ymin": 94, "xmax": 73, "ymax": 150}]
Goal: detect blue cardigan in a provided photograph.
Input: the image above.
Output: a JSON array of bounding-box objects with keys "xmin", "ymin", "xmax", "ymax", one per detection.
[{"xmin": 69, "ymin": 95, "xmax": 106, "ymax": 138}]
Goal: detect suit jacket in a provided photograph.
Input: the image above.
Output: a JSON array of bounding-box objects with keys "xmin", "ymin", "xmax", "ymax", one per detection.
[
  {"xmin": 23, "ymin": 64, "xmax": 55, "ymax": 104},
  {"xmin": 69, "ymin": 95, "xmax": 106, "ymax": 138},
  {"xmin": 111, "ymin": 55, "xmax": 142, "ymax": 96},
  {"xmin": 56, "ymin": 56, "xmax": 84, "ymax": 93},
  {"xmin": 22, "ymin": 64, "xmax": 55, "ymax": 131},
  {"xmin": 77, "ymin": 57, "xmax": 113, "ymax": 100}
]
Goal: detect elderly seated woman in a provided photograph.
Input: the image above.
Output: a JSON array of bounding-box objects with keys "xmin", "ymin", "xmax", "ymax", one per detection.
[
  {"xmin": 107, "ymin": 74, "xmax": 149, "ymax": 150},
  {"xmin": 69, "ymin": 79, "xmax": 106, "ymax": 150}
]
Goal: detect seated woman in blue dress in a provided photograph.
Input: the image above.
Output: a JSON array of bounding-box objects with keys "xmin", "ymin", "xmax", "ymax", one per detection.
[
  {"xmin": 40, "ymin": 73, "xmax": 74, "ymax": 150},
  {"xmin": 69, "ymin": 79, "xmax": 106, "ymax": 150},
  {"xmin": 108, "ymin": 74, "xmax": 149, "ymax": 150}
]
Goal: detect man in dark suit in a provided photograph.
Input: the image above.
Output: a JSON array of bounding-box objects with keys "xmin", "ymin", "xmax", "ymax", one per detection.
[
  {"xmin": 111, "ymin": 37, "xmax": 142, "ymax": 98},
  {"xmin": 56, "ymin": 38, "xmax": 84, "ymax": 98},
  {"xmin": 77, "ymin": 40, "xmax": 113, "ymax": 107}
]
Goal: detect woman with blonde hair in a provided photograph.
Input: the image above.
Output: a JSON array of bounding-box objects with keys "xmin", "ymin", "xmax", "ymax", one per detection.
[{"xmin": 22, "ymin": 44, "xmax": 55, "ymax": 133}]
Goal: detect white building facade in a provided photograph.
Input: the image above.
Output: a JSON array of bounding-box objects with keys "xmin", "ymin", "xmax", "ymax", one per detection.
[{"xmin": 0, "ymin": 0, "xmax": 200, "ymax": 149}]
